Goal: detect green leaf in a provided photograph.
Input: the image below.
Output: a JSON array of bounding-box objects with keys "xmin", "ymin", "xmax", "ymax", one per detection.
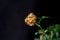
[
  {"xmin": 55, "ymin": 32, "xmax": 59, "ymax": 38},
  {"xmin": 53, "ymin": 38, "xmax": 60, "ymax": 40},
  {"xmin": 38, "ymin": 29, "xmax": 44, "ymax": 34},
  {"xmin": 54, "ymin": 24, "xmax": 60, "ymax": 31},
  {"xmin": 35, "ymin": 32, "xmax": 38, "ymax": 35},
  {"xmin": 42, "ymin": 36, "xmax": 46, "ymax": 40},
  {"xmin": 41, "ymin": 16, "xmax": 49, "ymax": 19},
  {"xmin": 43, "ymin": 34, "xmax": 50, "ymax": 40},
  {"xmin": 49, "ymin": 25, "xmax": 54, "ymax": 31},
  {"xmin": 44, "ymin": 29, "xmax": 48, "ymax": 33},
  {"xmin": 34, "ymin": 38, "xmax": 40, "ymax": 40}
]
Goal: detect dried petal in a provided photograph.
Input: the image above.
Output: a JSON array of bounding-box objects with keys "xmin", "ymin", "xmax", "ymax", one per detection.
[{"xmin": 24, "ymin": 13, "xmax": 37, "ymax": 26}]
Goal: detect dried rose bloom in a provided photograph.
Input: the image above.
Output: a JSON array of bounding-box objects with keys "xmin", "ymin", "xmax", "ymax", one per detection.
[{"xmin": 24, "ymin": 13, "xmax": 37, "ymax": 26}]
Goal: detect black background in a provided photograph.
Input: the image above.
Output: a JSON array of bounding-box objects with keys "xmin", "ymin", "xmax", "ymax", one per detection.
[{"xmin": 0, "ymin": 0, "xmax": 60, "ymax": 40}]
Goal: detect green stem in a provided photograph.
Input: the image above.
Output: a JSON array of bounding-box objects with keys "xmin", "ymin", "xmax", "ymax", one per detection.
[
  {"xmin": 50, "ymin": 31, "xmax": 54, "ymax": 40},
  {"xmin": 35, "ymin": 23, "xmax": 42, "ymax": 29}
]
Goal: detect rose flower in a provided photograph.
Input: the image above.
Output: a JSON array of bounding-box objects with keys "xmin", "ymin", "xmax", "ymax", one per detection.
[{"xmin": 24, "ymin": 13, "xmax": 37, "ymax": 26}]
